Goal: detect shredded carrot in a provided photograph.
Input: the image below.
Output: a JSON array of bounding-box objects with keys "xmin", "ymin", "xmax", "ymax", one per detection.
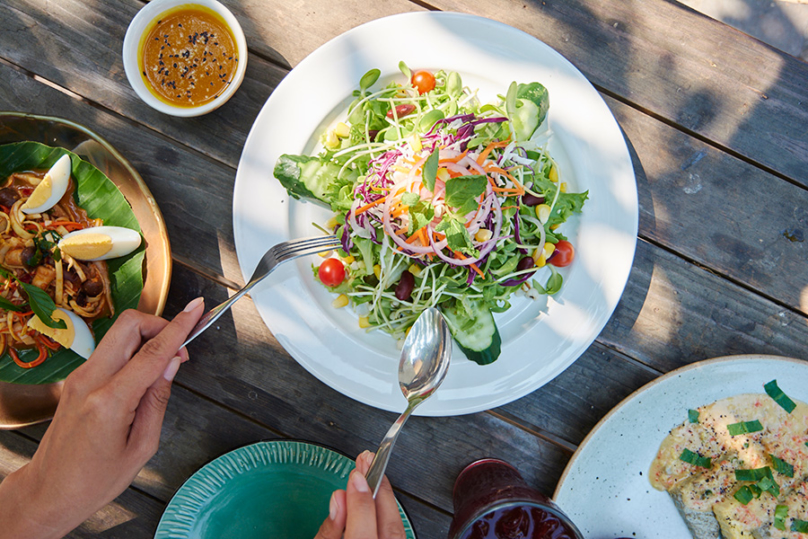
[
  {"xmin": 395, "ymin": 228, "xmax": 408, "ymax": 236},
  {"xmin": 391, "ymin": 205, "xmax": 408, "ymax": 219},
  {"xmin": 453, "ymin": 251, "xmax": 485, "ymax": 279},
  {"xmin": 49, "ymin": 220, "xmax": 85, "ymax": 230},
  {"xmin": 439, "ymin": 150, "xmax": 468, "ymax": 164},
  {"xmin": 9, "ymin": 341, "xmax": 48, "ymax": 369},
  {"xmin": 40, "ymin": 335, "xmax": 61, "ymax": 351},
  {"xmin": 500, "ymin": 206, "xmax": 519, "ymax": 211},
  {"xmin": 476, "ymin": 139, "xmax": 512, "ymax": 165},
  {"xmin": 405, "ymin": 232, "xmax": 421, "ymax": 244},
  {"xmin": 487, "ymin": 177, "xmax": 521, "ymax": 195},
  {"xmin": 354, "ymin": 197, "xmax": 387, "ymax": 216}
]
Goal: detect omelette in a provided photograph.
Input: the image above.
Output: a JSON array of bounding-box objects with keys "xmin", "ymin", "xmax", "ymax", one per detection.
[{"xmin": 650, "ymin": 383, "xmax": 808, "ymax": 539}]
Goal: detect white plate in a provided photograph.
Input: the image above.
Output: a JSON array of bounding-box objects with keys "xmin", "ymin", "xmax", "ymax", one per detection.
[
  {"xmin": 233, "ymin": 12, "xmax": 638, "ymax": 416},
  {"xmin": 553, "ymin": 355, "xmax": 808, "ymax": 538}
]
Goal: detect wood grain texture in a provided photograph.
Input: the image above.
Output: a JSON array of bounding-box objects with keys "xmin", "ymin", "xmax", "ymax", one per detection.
[
  {"xmin": 422, "ymin": 0, "xmax": 808, "ymax": 186},
  {"xmin": 0, "ymin": 431, "xmax": 167, "ymax": 538}
]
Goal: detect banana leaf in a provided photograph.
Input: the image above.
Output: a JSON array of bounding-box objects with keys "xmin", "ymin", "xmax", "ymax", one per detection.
[{"xmin": 0, "ymin": 142, "xmax": 144, "ymax": 384}]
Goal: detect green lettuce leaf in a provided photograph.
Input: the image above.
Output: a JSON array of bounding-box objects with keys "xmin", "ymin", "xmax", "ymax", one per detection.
[{"xmin": 0, "ymin": 142, "xmax": 144, "ymax": 384}]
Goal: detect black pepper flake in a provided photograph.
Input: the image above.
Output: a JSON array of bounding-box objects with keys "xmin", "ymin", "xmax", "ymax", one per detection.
[
  {"xmin": 142, "ymin": 70, "xmax": 146, "ymax": 76},
  {"xmin": 173, "ymin": 63, "xmax": 178, "ymax": 68},
  {"xmin": 158, "ymin": 19, "xmax": 162, "ymax": 23},
  {"xmin": 178, "ymin": 23, "xmax": 182, "ymax": 27},
  {"xmin": 154, "ymin": 37, "xmax": 159, "ymax": 41}
]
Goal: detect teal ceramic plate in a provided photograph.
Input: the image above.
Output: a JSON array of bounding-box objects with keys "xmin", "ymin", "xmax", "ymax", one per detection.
[{"xmin": 154, "ymin": 440, "xmax": 416, "ymax": 539}]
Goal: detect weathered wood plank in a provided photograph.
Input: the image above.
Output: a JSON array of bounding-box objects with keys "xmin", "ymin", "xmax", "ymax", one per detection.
[
  {"xmin": 18, "ymin": 386, "xmax": 453, "ymax": 538},
  {"xmin": 606, "ymin": 94, "xmax": 808, "ymax": 315},
  {"xmin": 0, "ymin": 430, "xmax": 166, "ymax": 538},
  {"xmin": 158, "ymin": 265, "xmax": 574, "ymax": 510},
  {"xmin": 422, "ymin": 0, "xmax": 808, "ymax": 186}
]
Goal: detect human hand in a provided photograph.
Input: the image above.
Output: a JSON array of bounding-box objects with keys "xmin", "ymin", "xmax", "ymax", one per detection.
[
  {"xmin": 0, "ymin": 298, "xmax": 204, "ymax": 539},
  {"xmin": 315, "ymin": 450, "xmax": 407, "ymax": 539}
]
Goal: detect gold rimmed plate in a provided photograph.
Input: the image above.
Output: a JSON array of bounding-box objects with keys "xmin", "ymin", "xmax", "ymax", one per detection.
[{"xmin": 0, "ymin": 112, "xmax": 171, "ymax": 429}]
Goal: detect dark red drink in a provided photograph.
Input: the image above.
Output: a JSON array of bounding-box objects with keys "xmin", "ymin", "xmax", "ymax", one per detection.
[{"xmin": 449, "ymin": 459, "xmax": 582, "ymax": 539}]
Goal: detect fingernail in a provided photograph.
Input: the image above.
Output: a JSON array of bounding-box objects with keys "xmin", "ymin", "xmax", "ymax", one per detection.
[
  {"xmin": 350, "ymin": 470, "xmax": 369, "ymax": 493},
  {"xmin": 178, "ymin": 347, "xmax": 190, "ymax": 363},
  {"xmin": 183, "ymin": 297, "xmax": 204, "ymax": 313},
  {"xmin": 329, "ymin": 492, "xmax": 338, "ymax": 520},
  {"xmin": 162, "ymin": 356, "xmax": 181, "ymax": 382}
]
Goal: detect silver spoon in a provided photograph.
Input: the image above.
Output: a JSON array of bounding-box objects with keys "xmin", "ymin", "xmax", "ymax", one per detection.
[{"xmin": 365, "ymin": 307, "xmax": 452, "ymax": 498}]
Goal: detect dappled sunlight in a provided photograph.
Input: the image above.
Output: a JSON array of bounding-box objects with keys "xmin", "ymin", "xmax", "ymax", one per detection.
[
  {"xmin": 802, "ymin": 286, "xmax": 808, "ymax": 316},
  {"xmin": 633, "ymin": 264, "xmax": 681, "ymax": 347},
  {"xmin": 78, "ymin": 501, "xmax": 137, "ymax": 534}
]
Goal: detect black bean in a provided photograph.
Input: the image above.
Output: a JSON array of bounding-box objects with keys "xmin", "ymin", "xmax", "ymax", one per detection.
[
  {"xmin": 82, "ymin": 279, "xmax": 103, "ymax": 296},
  {"xmin": 0, "ymin": 188, "xmax": 20, "ymax": 208},
  {"xmin": 20, "ymin": 246, "xmax": 37, "ymax": 266},
  {"xmin": 395, "ymin": 271, "xmax": 415, "ymax": 301},
  {"xmin": 516, "ymin": 256, "xmax": 535, "ymax": 273},
  {"xmin": 521, "ymin": 192, "xmax": 545, "ymax": 206}
]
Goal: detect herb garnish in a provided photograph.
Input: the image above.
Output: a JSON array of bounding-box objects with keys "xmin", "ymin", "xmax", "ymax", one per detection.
[
  {"xmin": 764, "ymin": 379, "xmax": 797, "ymax": 414},
  {"xmin": 688, "ymin": 409, "xmax": 700, "ymax": 424},
  {"xmin": 774, "ymin": 504, "xmax": 788, "ymax": 531},
  {"xmin": 770, "ymin": 454, "xmax": 794, "ymax": 478},
  {"xmin": 19, "ymin": 281, "xmax": 66, "ymax": 330},
  {"xmin": 727, "ymin": 420, "xmax": 763, "ymax": 436},
  {"xmin": 679, "ymin": 448, "xmax": 711, "ymax": 468}
]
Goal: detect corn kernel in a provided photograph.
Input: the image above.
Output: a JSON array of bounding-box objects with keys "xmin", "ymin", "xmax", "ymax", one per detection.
[
  {"xmin": 532, "ymin": 248, "xmax": 547, "ymax": 268},
  {"xmin": 408, "ymin": 264, "xmax": 422, "ymax": 277},
  {"xmin": 318, "ymin": 250, "xmax": 333, "ymax": 258},
  {"xmin": 341, "ymin": 255, "xmax": 355, "ymax": 264},
  {"xmin": 405, "ymin": 326, "xmax": 412, "ymax": 336},
  {"xmin": 548, "ymin": 164, "xmax": 559, "ymax": 183},
  {"xmin": 437, "ymin": 168, "xmax": 451, "ymax": 182},
  {"xmin": 410, "ymin": 135, "xmax": 423, "ymax": 153},
  {"xmin": 325, "ymin": 130, "xmax": 340, "ymax": 149},
  {"xmin": 550, "ymin": 224, "xmax": 560, "ymax": 231},
  {"xmin": 358, "ymin": 316, "xmax": 371, "ymax": 328},
  {"xmin": 543, "ymin": 242, "xmax": 556, "ymax": 258},
  {"xmin": 324, "ymin": 216, "xmax": 339, "ymax": 230},
  {"xmin": 560, "ymin": 182, "xmax": 568, "ymax": 193},
  {"xmin": 475, "ymin": 229, "xmax": 493, "ymax": 242},
  {"xmin": 373, "ymin": 264, "xmax": 381, "ymax": 278},
  {"xmin": 332, "ymin": 294, "xmax": 349, "ymax": 309},
  {"xmin": 334, "ymin": 122, "xmax": 350, "ymax": 138},
  {"xmin": 536, "ymin": 204, "xmax": 551, "ymax": 224}
]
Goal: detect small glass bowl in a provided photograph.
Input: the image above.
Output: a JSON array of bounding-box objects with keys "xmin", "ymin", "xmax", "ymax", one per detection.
[{"xmin": 122, "ymin": 0, "xmax": 248, "ymax": 117}]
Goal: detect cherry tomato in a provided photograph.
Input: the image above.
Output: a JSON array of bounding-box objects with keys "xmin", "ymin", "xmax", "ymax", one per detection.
[
  {"xmin": 548, "ymin": 240, "xmax": 575, "ymax": 267},
  {"xmin": 386, "ymin": 104, "xmax": 416, "ymax": 119},
  {"xmin": 411, "ymin": 70, "xmax": 436, "ymax": 95},
  {"xmin": 318, "ymin": 258, "xmax": 346, "ymax": 287}
]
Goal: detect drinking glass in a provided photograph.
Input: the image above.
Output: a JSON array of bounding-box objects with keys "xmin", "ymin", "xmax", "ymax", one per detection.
[{"xmin": 448, "ymin": 458, "xmax": 584, "ymax": 539}]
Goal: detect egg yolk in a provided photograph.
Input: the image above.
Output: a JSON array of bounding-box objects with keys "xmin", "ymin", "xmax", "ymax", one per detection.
[
  {"xmin": 59, "ymin": 233, "xmax": 113, "ymax": 260},
  {"xmin": 22, "ymin": 175, "xmax": 53, "ymax": 211},
  {"xmin": 28, "ymin": 310, "xmax": 75, "ymax": 349}
]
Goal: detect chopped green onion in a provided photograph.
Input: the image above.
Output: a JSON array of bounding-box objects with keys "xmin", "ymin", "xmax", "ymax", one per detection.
[
  {"xmin": 727, "ymin": 420, "xmax": 763, "ymax": 436},
  {"xmin": 791, "ymin": 519, "xmax": 808, "ymax": 533},
  {"xmin": 770, "ymin": 455, "xmax": 795, "ymax": 478},
  {"xmin": 735, "ymin": 467, "xmax": 772, "ymax": 482},
  {"xmin": 757, "ymin": 475, "xmax": 780, "ymax": 497},
  {"xmin": 734, "ymin": 486, "xmax": 754, "ymax": 505},
  {"xmin": 679, "ymin": 448, "xmax": 712, "ymax": 468},
  {"xmin": 764, "ymin": 380, "xmax": 797, "ymax": 414},
  {"xmin": 688, "ymin": 409, "xmax": 700, "ymax": 423},
  {"xmin": 748, "ymin": 484, "xmax": 762, "ymax": 498},
  {"xmin": 774, "ymin": 504, "xmax": 788, "ymax": 531}
]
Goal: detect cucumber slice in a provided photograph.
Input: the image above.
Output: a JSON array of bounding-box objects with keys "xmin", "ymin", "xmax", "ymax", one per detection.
[
  {"xmin": 274, "ymin": 154, "xmax": 343, "ymax": 204},
  {"xmin": 441, "ymin": 300, "xmax": 502, "ymax": 365}
]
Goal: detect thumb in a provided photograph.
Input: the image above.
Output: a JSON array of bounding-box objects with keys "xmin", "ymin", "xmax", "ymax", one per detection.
[
  {"xmin": 314, "ymin": 490, "xmax": 347, "ymax": 539},
  {"xmin": 127, "ymin": 356, "xmax": 181, "ymax": 465}
]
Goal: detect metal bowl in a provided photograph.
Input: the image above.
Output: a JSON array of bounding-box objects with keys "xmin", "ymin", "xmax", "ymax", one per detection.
[{"xmin": 0, "ymin": 112, "xmax": 171, "ymax": 428}]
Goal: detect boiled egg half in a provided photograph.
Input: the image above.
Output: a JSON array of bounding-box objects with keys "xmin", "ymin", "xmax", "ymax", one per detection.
[
  {"xmin": 57, "ymin": 226, "xmax": 141, "ymax": 261},
  {"xmin": 21, "ymin": 154, "xmax": 72, "ymax": 214},
  {"xmin": 28, "ymin": 308, "xmax": 95, "ymax": 360}
]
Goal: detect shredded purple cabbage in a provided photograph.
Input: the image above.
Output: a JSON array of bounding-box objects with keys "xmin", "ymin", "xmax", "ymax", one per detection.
[{"xmin": 512, "ymin": 215, "xmax": 528, "ymax": 255}]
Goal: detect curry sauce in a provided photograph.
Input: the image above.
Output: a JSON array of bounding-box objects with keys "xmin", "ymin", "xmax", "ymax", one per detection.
[{"xmin": 139, "ymin": 6, "xmax": 238, "ymax": 107}]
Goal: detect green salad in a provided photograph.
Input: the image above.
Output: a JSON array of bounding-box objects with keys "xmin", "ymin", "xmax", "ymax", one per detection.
[{"xmin": 274, "ymin": 63, "xmax": 587, "ymax": 365}]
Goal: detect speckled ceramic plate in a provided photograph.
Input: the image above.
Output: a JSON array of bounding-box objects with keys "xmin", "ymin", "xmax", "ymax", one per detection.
[
  {"xmin": 553, "ymin": 355, "xmax": 808, "ymax": 539},
  {"xmin": 154, "ymin": 440, "xmax": 416, "ymax": 539},
  {"xmin": 0, "ymin": 112, "xmax": 171, "ymax": 429}
]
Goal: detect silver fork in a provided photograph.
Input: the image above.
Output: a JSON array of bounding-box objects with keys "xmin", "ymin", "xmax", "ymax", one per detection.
[{"xmin": 182, "ymin": 235, "xmax": 342, "ymax": 347}]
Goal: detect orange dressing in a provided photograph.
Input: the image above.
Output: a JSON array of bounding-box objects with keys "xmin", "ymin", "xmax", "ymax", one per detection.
[{"xmin": 139, "ymin": 6, "xmax": 238, "ymax": 107}]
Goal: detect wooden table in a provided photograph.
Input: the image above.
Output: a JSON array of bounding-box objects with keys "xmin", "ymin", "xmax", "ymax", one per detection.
[{"xmin": 0, "ymin": 0, "xmax": 806, "ymax": 536}]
